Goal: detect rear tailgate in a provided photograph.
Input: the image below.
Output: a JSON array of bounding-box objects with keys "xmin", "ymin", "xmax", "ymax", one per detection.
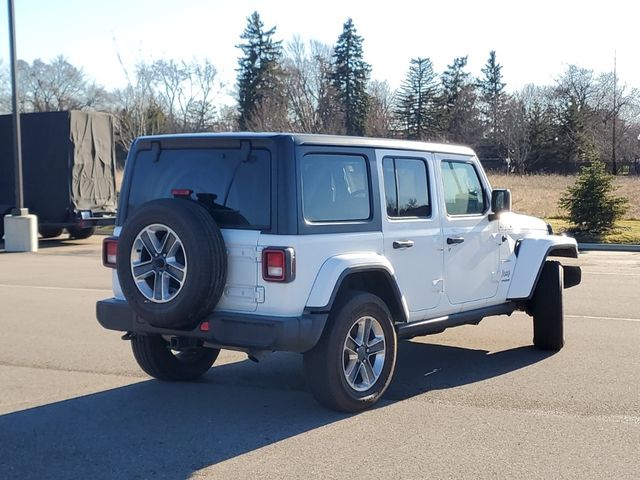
[{"xmin": 217, "ymin": 229, "xmax": 261, "ymax": 312}]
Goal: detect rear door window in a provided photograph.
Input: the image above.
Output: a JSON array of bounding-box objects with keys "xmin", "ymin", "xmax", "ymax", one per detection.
[
  {"xmin": 127, "ymin": 147, "xmax": 271, "ymax": 229},
  {"xmin": 300, "ymin": 154, "xmax": 370, "ymax": 222},
  {"xmin": 383, "ymin": 157, "xmax": 431, "ymax": 218}
]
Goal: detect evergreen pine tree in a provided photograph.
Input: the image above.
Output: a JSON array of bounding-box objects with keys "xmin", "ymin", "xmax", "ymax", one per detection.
[
  {"xmin": 556, "ymin": 98, "xmax": 593, "ymax": 169},
  {"xmin": 560, "ymin": 159, "xmax": 628, "ymax": 234},
  {"xmin": 526, "ymin": 99, "xmax": 555, "ymax": 170},
  {"xmin": 442, "ymin": 56, "xmax": 470, "ymax": 108},
  {"xmin": 439, "ymin": 56, "xmax": 479, "ymax": 143},
  {"xmin": 236, "ymin": 11, "xmax": 284, "ymax": 131},
  {"xmin": 478, "ymin": 50, "xmax": 507, "ymax": 140},
  {"xmin": 331, "ymin": 18, "xmax": 371, "ymax": 136},
  {"xmin": 395, "ymin": 57, "xmax": 439, "ymax": 140}
]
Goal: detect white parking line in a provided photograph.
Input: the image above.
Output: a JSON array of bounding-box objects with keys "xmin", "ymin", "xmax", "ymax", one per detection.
[
  {"xmin": 566, "ymin": 314, "xmax": 640, "ymax": 323},
  {"xmin": 0, "ymin": 283, "xmax": 112, "ymax": 293},
  {"xmin": 582, "ymin": 271, "xmax": 640, "ymax": 277}
]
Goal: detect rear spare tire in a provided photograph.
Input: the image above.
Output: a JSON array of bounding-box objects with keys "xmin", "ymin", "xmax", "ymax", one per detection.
[{"xmin": 117, "ymin": 198, "xmax": 227, "ymax": 329}]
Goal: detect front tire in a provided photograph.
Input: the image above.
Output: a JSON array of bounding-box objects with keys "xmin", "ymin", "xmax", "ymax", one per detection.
[
  {"xmin": 131, "ymin": 335, "xmax": 219, "ymax": 381},
  {"xmin": 531, "ymin": 261, "xmax": 564, "ymax": 351},
  {"xmin": 304, "ymin": 292, "xmax": 397, "ymax": 412}
]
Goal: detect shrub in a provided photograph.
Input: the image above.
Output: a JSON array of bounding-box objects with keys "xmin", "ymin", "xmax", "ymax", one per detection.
[{"xmin": 560, "ymin": 161, "xmax": 628, "ymax": 234}]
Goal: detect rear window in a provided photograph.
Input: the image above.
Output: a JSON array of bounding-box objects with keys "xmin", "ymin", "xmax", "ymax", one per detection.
[{"xmin": 127, "ymin": 147, "xmax": 271, "ymax": 229}]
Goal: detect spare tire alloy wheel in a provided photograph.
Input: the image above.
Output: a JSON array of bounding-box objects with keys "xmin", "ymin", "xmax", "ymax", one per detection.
[
  {"xmin": 116, "ymin": 198, "xmax": 227, "ymax": 330},
  {"xmin": 131, "ymin": 224, "xmax": 187, "ymax": 303}
]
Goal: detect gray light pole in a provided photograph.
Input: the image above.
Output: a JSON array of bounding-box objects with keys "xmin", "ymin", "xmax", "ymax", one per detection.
[
  {"xmin": 4, "ymin": 0, "xmax": 38, "ymax": 252},
  {"xmin": 8, "ymin": 0, "xmax": 24, "ymax": 211}
]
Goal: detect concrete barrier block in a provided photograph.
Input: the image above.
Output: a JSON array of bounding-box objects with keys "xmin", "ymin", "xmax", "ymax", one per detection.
[{"xmin": 3, "ymin": 211, "xmax": 38, "ymax": 252}]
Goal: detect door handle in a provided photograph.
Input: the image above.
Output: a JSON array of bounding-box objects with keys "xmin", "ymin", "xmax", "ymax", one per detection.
[
  {"xmin": 446, "ymin": 237, "xmax": 465, "ymax": 245},
  {"xmin": 393, "ymin": 240, "xmax": 415, "ymax": 249}
]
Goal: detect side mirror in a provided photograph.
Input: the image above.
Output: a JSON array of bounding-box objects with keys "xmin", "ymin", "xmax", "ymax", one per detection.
[{"xmin": 490, "ymin": 189, "xmax": 511, "ymax": 220}]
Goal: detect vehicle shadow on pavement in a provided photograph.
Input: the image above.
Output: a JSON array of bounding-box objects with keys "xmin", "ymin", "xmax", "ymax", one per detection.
[
  {"xmin": 386, "ymin": 341, "xmax": 554, "ymax": 400},
  {"xmin": 0, "ymin": 373, "xmax": 342, "ymax": 480},
  {"xmin": 0, "ymin": 343, "xmax": 553, "ymax": 479}
]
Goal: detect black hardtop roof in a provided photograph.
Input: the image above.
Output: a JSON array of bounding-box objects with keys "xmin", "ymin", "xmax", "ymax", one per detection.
[{"xmin": 134, "ymin": 132, "xmax": 476, "ymax": 156}]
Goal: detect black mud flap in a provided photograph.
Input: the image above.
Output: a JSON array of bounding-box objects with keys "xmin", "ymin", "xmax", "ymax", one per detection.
[{"xmin": 563, "ymin": 265, "xmax": 581, "ymax": 289}]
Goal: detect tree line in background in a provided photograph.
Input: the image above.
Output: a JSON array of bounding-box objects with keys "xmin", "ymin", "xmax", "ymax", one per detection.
[{"xmin": 1, "ymin": 12, "xmax": 639, "ymax": 174}]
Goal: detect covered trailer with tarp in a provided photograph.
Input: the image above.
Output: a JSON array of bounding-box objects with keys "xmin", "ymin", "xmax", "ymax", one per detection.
[{"xmin": 0, "ymin": 110, "xmax": 117, "ymax": 239}]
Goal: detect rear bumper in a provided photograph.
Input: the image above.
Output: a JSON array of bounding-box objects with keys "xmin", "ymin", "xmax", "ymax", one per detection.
[
  {"xmin": 96, "ymin": 298, "xmax": 328, "ymax": 353},
  {"xmin": 40, "ymin": 213, "xmax": 116, "ymax": 229}
]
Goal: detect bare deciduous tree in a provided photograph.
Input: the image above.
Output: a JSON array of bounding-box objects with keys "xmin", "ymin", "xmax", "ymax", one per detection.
[
  {"xmin": 555, "ymin": 65, "xmax": 640, "ymax": 172},
  {"xmin": 282, "ymin": 37, "xmax": 338, "ymax": 133},
  {"xmin": 502, "ymin": 96, "xmax": 531, "ymax": 173},
  {"xmin": 111, "ymin": 62, "xmax": 161, "ymax": 151},
  {"xmin": 366, "ymin": 80, "xmax": 394, "ymax": 137},
  {"xmin": 16, "ymin": 56, "xmax": 107, "ymax": 112},
  {"xmin": 0, "ymin": 60, "xmax": 11, "ymax": 114},
  {"xmin": 112, "ymin": 58, "xmax": 225, "ymax": 151},
  {"xmin": 150, "ymin": 59, "xmax": 223, "ymax": 133}
]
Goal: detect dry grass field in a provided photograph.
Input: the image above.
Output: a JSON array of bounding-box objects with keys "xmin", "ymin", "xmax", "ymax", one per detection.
[{"xmin": 488, "ymin": 173, "xmax": 640, "ymax": 220}]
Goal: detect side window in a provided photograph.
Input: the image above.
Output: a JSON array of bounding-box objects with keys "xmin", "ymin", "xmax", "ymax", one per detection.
[
  {"xmin": 301, "ymin": 154, "xmax": 370, "ymax": 222},
  {"xmin": 383, "ymin": 157, "xmax": 431, "ymax": 218},
  {"xmin": 382, "ymin": 158, "xmax": 397, "ymax": 216},
  {"xmin": 440, "ymin": 161, "xmax": 486, "ymax": 215}
]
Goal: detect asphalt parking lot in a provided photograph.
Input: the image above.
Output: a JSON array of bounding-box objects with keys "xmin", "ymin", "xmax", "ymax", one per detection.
[{"xmin": 0, "ymin": 236, "xmax": 638, "ymax": 479}]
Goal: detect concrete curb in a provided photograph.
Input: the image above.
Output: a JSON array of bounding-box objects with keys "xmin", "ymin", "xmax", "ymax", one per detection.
[{"xmin": 578, "ymin": 243, "xmax": 640, "ymax": 252}]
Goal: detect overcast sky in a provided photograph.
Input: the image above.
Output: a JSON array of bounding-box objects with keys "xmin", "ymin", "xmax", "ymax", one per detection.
[{"xmin": 1, "ymin": 0, "xmax": 637, "ymax": 105}]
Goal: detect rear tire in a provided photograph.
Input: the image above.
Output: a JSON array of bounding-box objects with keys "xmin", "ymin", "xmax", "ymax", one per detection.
[
  {"xmin": 68, "ymin": 226, "xmax": 96, "ymax": 239},
  {"xmin": 531, "ymin": 261, "xmax": 564, "ymax": 351},
  {"xmin": 39, "ymin": 227, "xmax": 64, "ymax": 239},
  {"xmin": 304, "ymin": 291, "xmax": 397, "ymax": 412},
  {"xmin": 131, "ymin": 335, "xmax": 219, "ymax": 381}
]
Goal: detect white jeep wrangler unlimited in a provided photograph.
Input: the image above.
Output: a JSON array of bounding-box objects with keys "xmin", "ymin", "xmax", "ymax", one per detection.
[{"xmin": 97, "ymin": 133, "xmax": 581, "ymax": 412}]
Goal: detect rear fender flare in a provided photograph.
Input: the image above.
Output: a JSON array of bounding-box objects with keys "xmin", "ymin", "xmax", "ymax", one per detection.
[{"xmin": 305, "ymin": 253, "xmax": 409, "ymax": 321}]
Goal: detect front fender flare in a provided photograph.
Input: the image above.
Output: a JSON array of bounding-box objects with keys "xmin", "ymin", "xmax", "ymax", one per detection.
[{"xmin": 507, "ymin": 235, "xmax": 579, "ymax": 300}]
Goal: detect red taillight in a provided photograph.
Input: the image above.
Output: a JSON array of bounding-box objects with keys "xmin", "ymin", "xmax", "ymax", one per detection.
[
  {"xmin": 102, "ymin": 237, "xmax": 118, "ymax": 268},
  {"xmin": 266, "ymin": 251, "xmax": 285, "ymax": 280},
  {"xmin": 262, "ymin": 247, "xmax": 295, "ymax": 282},
  {"xmin": 171, "ymin": 188, "xmax": 193, "ymax": 198}
]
